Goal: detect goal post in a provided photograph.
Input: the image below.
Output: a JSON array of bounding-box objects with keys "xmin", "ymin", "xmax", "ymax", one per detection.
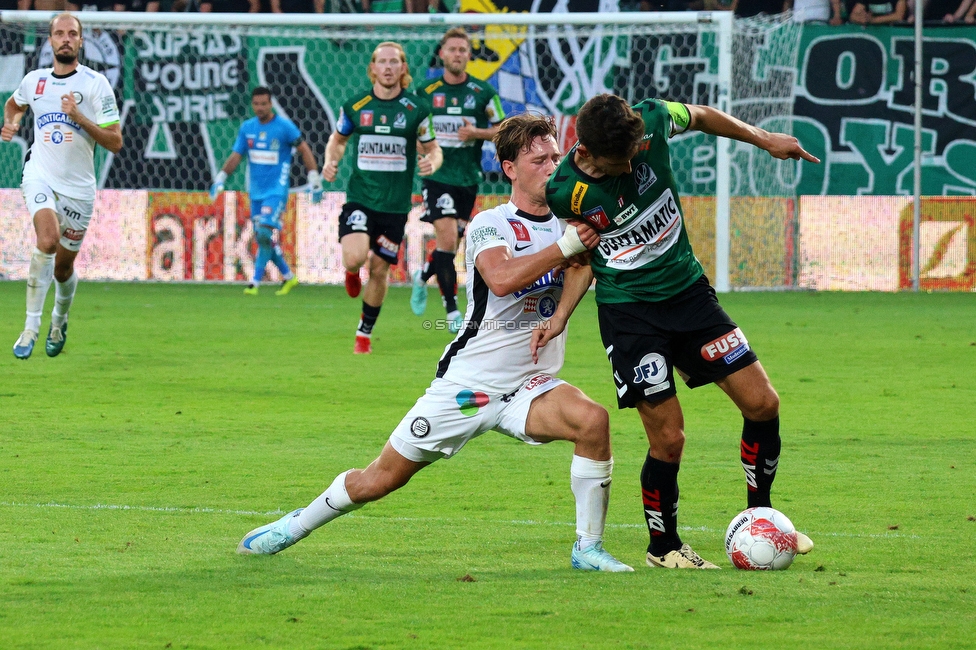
[{"xmin": 0, "ymin": 9, "xmax": 797, "ymax": 290}]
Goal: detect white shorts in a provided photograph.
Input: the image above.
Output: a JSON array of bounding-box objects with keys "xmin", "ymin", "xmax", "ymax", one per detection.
[
  {"xmin": 389, "ymin": 374, "xmax": 565, "ymax": 463},
  {"xmin": 22, "ymin": 180, "xmax": 95, "ymax": 252}
]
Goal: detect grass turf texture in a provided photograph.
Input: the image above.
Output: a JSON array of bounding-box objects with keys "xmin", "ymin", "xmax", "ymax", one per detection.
[{"xmin": 1, "ymin": 281, "xmax": 974, "ymax": 649}]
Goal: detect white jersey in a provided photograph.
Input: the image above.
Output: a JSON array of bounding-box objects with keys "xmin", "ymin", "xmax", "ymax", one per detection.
[
  {"xmin": 13, "ymin": 65, "xmax": 120, "ymax": 200},
  {"xmin": 436, "ymin": 201, "xmax": 567, "ymax": 392}
]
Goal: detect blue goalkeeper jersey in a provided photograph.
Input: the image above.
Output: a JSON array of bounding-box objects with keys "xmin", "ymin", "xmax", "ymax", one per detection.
[{"xmin": 232, "ymin": 114, "xmax": 303, "ymax": 201}]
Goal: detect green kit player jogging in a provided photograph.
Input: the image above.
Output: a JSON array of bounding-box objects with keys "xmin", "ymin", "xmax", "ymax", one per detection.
[
  {"xmin": 322, "ymin": 41, "xmax": 442, "ymax": 355},
  {"xmin": 411, "ymin": 28, "xmax": 506, "ymax": 334}
]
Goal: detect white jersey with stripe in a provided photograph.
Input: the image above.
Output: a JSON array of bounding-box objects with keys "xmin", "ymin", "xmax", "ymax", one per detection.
[
  {"xmin": 13, "ymin": 65, "xmax": 120, "ymax": 200},
  {"xmin": 435, "ymin": 201, "xmax": 567, "ymax": 393}
]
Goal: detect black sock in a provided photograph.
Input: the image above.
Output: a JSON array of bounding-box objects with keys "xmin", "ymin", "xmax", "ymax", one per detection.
[
  {"xmin": 420, "ymin": 251, "xmax": 436, "ymax": 283},
  {"xmin": 641, "ymin": 453, "xmax": 682, "ymax": 555},
  {"xmin": 357, "ymin": 302, "xmax": 381, "ymax": 336},
  {"xmin": 741, "ymin": 415, "xmax": 781, "ymax": 508},
  {"xmin": 432, "ymin": 250, "xmax": 458, "ymax": 313}
]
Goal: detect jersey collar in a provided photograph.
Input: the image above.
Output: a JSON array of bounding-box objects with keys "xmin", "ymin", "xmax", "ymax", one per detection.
[
  {"xmin": 51, "ymin": 69, "xmax": 79, "ymax": 80},
  {"xmin": 514, "ymin": 206, "xmax": 554, "ymax": 223}
]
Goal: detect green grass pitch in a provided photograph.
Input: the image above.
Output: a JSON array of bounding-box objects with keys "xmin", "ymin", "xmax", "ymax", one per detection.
[{"xmin": 1, "ymin": 281, "xmax": 974, "ymax": 649}]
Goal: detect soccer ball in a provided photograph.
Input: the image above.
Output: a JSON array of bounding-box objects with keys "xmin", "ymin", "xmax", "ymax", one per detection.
[{"xmin": 725, "ymin": 507, "xmax": 798, "ymax": 570}]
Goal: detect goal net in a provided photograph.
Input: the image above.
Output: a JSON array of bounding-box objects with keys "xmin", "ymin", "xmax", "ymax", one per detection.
[{"xmin": 0, "ymin": 10, "xmax": 800, "ymax": 289}]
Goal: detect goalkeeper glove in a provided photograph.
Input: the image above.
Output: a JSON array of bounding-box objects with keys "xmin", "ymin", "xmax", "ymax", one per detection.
[
  {"xmin": 209, "ymin": 171, "xmax": 227, "ymax": 201},
  {"xmin": 308, "ymin": 169, "xmax": 323, "ymax": 204}
]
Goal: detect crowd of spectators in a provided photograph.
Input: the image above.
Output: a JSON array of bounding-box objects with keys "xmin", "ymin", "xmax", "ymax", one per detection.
[
  {"xmin": 3, "ymin": 0, "xmax": 971, "ymax": 23},
  {"xmin": 632, "ymin": 0, "xmax": 975, "ymax": 24},
  {"xmin": 2, "ymin": 0, "xmax": 458, "ymax": 13}
]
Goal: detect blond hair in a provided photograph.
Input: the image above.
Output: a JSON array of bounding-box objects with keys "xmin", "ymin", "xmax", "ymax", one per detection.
[{"xmin": 367, "ymin": 41, "xmax": 412, "ymax": 90}]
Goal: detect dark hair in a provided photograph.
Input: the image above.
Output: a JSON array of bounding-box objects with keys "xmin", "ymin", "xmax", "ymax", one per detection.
[
  {"xmin": 251, "ymin": 86, "xmax": 272, "ymax": 99},
  {"xmin": 439, "ymin": 27, "xmax": 470, "ymax": 50},
  {"xmin": 49, "ymin": 13, "xmax": 83, "ymax": 37},
  {"xmin": 575, "ymin": 94, "xmax": 644, "ymax": 160},
  {"xmin": 492, "ymin": 113, "xmax": 557, "ymax": 183}
]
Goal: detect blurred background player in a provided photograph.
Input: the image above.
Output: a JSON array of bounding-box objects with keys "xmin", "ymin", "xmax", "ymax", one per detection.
[
  {"xmin": 210, "ymin": 86, "xmax": 321, "ymax": 296},
  {"xmin": 537, "ymin": 94, "xmax": 817, "ymax": 569},
  {"xmin": 412, "ymin": 27, "xmax": 505, "ymax": 333},
  {"xmin": 3, "ymin": 13, "xmax": 122, "ymax": 359},
  {"xmin": 238, "ymin": 114, "xmax": 632, "ymax": 573},
  {"xmin": 322, "ymin": 41, "xmax": 442, "ymax": 354}
]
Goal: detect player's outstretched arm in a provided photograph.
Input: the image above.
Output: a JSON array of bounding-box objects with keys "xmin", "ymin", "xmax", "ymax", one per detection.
[
  {"xmin": 530, "ymin": 262, "xmax": 594, "ymax": 364},
  {"xmin": 475, "ymin": 222, "xmax": 598, "ymax": 297},
  {"xmin": 416, "ymin": 139, "xmax": 443, "ymax": 177},
  {"xmin": 1, "ymin": 96, "xmax": 27, "ymax": 142},
  {"xmin": 210, "ymin": 152, "xmax": 242, "ymax": 200},
  {"xmin": 687, "ymin": 104, "xmax": 820, "ymax": 164},
  {"xmin": 322, "ymin": 131, "xmax": 350, "ymax": 183}
]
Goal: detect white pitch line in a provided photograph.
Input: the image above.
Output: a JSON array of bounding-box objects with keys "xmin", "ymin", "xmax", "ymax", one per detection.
[{"xmin": 0, "ymin": 501, "xmax": 922, "ymax": 540}]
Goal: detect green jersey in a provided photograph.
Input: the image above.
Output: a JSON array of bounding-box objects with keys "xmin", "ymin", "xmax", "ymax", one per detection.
[
  {"xmin": 417, "ymin": 75, "xmax": 504, "ymax": 188},
  {"xmin": 546, "ymin": 99, "xmax": 704, "ymax": 304},
  {"xmin": 336, "ymin": 89, "xmax": 435, "ymax": 214}
]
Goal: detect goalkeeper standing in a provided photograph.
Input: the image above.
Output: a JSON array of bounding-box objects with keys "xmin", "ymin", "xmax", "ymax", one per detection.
[
  {"xmin": 210, "ymin": 86, "xmax": 322, "ymax": 296},
  {"xmin": 322, "ymin": 41, "xmax": 442, "ymax": 355}
]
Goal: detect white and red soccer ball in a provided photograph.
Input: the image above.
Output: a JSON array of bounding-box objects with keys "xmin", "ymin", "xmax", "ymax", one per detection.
[{"xmin": 725, "ymin": 507, "xmax": 798, "ymax": 570}]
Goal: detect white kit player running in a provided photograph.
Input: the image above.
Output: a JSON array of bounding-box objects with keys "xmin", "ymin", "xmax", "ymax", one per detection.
[
  {"xmin": 238, "ymin": 114, "xmax": 633, "ymax": 572},
  {"xmin": 3, "ymin": 13, "xmax": 122, "ymax": 359}
]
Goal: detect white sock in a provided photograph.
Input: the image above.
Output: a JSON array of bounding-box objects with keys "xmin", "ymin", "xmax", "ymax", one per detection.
[
  {"xmin": 290, "ymin": 470, "xmax": 364, "ymax": 538},
  {"xmin": 571, "ymin": 455, "xmax": 613, "ymax": 550},
  {"xmin": 52, "ymin": 272, "xmax": 78, "ymax": 328},
  {"xmin": 25, "ymin": 248, "xmax": 55, "ymax": 333}
]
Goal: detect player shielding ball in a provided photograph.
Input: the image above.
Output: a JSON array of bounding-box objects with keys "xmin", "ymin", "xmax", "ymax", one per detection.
[
  {"xmin": 3, "ymin": 13, "xmax": 122, "ymax": 359},
  {"xmin": 210, "ymin": 86, "xmax": 321, "ymax": 296},
  {"xmin": 536, "ymin": 94, "xmax": 817, "ymax": 569},
  {"xmin": 322, "ymin": 41, "xmax": 443, "ymax": 355},
  {"xmin": 238, "ymin": 114, "xmax": 632, "ymax": 573},
  {"xmin": 412, "ymin": 27, "xmax": 505, "ymax": 332}
]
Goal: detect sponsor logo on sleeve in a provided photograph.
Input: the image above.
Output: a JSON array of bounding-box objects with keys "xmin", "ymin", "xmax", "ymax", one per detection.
[
  {"xmin": 700, "ymin": 328, "xmax": 750, "ymax": 364},
  {"xmin": 424, "ymin": 80, "xmax": 443, "ymax": 94},
  {"xmin": 507, "ymin": 219, "xmax": 531, "ymax": 242},
  {"xmin": 570, "ymin": 181, "xmax": 588, "ymax": 215},
  {"xmin": 469, "ymin": 225, "xmax": 502, "ymax": 247}
]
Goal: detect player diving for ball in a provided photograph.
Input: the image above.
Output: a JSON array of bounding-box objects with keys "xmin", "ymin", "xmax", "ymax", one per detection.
[
  {"xmin": 238, "ymin": 113, "xmax": 633, "ymax": 572},
  {"xmin": 4, "ymin": 13, "xmax": 122, "ymax": 359}
]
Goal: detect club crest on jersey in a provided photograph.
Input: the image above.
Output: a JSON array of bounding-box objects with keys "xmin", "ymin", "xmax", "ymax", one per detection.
[
  {"xmin": 394, "ymin": 112, "xmax": 406, "ymax": 129},
  {"xmin": 35, "ymin": 78, "xmax": 47, "ymax": 95},
  {"xmin": 433, "ymin": 93, "xmax": 446, "ymax": 108},
  {"xmin": 582, "ymin": 205, "xmax": 610, "ymax": 229},
  {"xmin": 701, "ymin": 328, "xmax": 750, "ymax": 364},
  {"xmin": 71, "ymin": 91, "xmax": 83, "ymax": 104},
  {"xmin": 635, "ymin": 163, "xmax": 657, "ymax": 195},
  {"xmin": 360, "ymin": 111, "xmax": 373, "ymax": 127},
  {"xmin": 507, "ymin": 219, "xmax": 531, "ymax": 242},
  {"xmin": 464, "ymin": 94, "xmax": 476, "ymax": 110}
]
